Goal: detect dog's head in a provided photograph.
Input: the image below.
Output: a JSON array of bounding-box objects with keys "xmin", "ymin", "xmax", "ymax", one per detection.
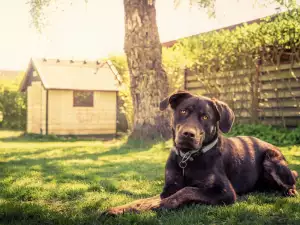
[{"xmin": 160, "ymin": 90, "xmax": 235, "ymax": 152}]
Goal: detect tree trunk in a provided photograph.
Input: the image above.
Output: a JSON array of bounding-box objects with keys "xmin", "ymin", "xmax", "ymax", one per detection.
[{"xmin": 123, "ymin": 0, "xmax": 171, "ymax": 140}]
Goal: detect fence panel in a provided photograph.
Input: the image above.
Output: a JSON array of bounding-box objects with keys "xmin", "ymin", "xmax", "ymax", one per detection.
[{"xmin": 185, "ymin": 63, "xmax": 300, "ymax": 127}]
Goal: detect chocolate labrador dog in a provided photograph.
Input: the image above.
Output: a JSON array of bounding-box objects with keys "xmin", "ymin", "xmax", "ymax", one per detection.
[{"xmin": 107, "ymin": 90, "xmax": 298, "ymax": 214}]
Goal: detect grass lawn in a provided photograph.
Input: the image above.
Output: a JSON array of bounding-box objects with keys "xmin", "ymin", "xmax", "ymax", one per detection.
[{"xmin": 0, "ymin": 130, "xmax": 300, "ymax": 225}]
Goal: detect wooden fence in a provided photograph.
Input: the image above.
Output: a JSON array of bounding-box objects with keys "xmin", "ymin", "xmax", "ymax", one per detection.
[{"xmin": 185, "ymin": 63, "xmax": 300, "ymax": 127}]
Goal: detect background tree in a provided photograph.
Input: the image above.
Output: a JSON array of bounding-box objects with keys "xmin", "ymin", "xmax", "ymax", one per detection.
[
  {"xmin": 123, "ymin": 0, "xmax": 170, "ymax": 139},
  {"xmin": 28, "ymin": 0, "xmax": 297, "ymax": 140}
]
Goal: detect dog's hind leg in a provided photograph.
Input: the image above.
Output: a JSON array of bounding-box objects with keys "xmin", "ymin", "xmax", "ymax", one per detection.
[{"xmin": 263, "ymin": 149, "xmax": 298, "ymax": 197}]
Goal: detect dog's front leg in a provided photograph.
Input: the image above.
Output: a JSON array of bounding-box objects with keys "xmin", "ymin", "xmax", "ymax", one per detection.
[
  {"xmin": 160, "ymin": 184, "xmax": 236, "ymax": 209},
  {"xmin": 160, "ymin": 187, "xmax": 210, "ymax": 209},
  {"xmin": 160, "ymin": 152, "xmax": 184, "ymax": 199}
]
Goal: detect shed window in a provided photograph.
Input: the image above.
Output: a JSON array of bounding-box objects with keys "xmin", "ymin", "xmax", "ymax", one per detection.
[{"xmin": 73, "ymin": 91, "xmax": 94, "ymax": 107}]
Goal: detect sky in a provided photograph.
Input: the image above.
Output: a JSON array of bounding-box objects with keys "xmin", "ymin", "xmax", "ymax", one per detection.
[{"xmin": 0, "ymin": 0, "xmax": 297, "ymax": 71}]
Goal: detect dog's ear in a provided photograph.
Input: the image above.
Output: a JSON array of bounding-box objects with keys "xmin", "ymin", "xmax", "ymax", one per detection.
[
  {"xmin": 160, "ymin": 90, "xmax": 193, "ymax": 111},
  {"xmin": 212, "ymin": 98, "xmax": 235, "ymax": 133}
]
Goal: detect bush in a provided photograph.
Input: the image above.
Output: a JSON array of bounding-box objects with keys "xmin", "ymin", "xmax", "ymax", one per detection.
[
  {"xmin": 107, "ymin": 54, "xmax": 133, "ymax": 131},
  {"xmin": 228, "ymin": 124, "xmax": 300, "ymax": 146},
  {"xmin": 0, "ymin": 72, "xmax": 26, "ymax": 130},
  {"xmin": 162, "ymin": 47, "xmax": 186, "ymax": 92},
  {"xmin": 0, "ymin": 87, "xmax": 26, "ymax": 130}
]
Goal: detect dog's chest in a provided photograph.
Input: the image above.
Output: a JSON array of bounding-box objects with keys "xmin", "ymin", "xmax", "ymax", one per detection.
[{"xmin": 176, "ymin": 155, "xmax": 219, "ymax": 186}]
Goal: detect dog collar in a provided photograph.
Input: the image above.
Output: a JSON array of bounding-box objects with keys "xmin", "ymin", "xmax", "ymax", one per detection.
[
  {"xmin": 174, "ymin": 138, "xmax": 218, "ymax": 175},
  {"xmin": 174, "ymin": 137, "xmax": 219, "ymax": 159}
]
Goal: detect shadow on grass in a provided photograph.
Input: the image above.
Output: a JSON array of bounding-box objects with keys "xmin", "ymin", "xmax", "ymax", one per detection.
[
  {"xmin": 0, "ymin": 131, "xmax": 167, "ymax": 149},
  {"xmin": 99, "ymin": 199, "xmax": 300, "ymax": 225},
  {"xmin": 0, "ymin": 200, "xmax": 72, "ymax": 225},
  {"xmin": 0, "ymin": 199, "xmax": 164, "ymax": 225},
  {"xmin": 1, "ymin": 135, "xmax": 299, "ymax": 225},
  {"xmin": 0, "ymin": 132, "xmax": 106, "ymax": 143},
  {"xmin": 0, "ymin": 137, "xmax": 169, "ymax": 225},
  {"xmin": 0, "ymin": 137, "xmax": 167, "ymax": 199}
]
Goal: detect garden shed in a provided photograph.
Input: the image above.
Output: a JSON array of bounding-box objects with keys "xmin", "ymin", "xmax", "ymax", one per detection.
[{"xmin": 20, "ymin": 58, "xmax": 121, "ymax": 136}]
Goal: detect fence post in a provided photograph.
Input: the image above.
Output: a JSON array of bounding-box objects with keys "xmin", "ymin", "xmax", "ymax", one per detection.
[
  {"xmin": 251, "ymin": 64, "xmax": 260, "ymax": 123},
  {"xmin": 184, "ymin": 68, "xmax": 188, "ymax": 90}
]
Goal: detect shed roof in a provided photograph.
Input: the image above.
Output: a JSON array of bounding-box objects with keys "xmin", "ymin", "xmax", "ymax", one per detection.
[{"xmin": 20, "ymin": 58, "xmax": 121, "ymax": 92}]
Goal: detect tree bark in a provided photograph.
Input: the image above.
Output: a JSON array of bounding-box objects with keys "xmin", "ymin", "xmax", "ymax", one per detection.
[{"xmin": 123, "ymin": 0, "xmax": 171, "ymax": 140}]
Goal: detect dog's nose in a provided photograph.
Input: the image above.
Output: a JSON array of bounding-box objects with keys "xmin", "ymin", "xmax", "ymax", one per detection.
[{"xmin": 183, "ymin": 130, "xmax": 196, "ymax": 139}]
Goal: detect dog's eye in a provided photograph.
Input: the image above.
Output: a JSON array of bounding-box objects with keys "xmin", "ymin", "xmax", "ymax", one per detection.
[
  {"xmin": 202, "ymin": 115, "xmax": 209, "ymax": 120},
  {"xmin": 180, "ymin": 109, "xmax": 187, "ymax": 115}
]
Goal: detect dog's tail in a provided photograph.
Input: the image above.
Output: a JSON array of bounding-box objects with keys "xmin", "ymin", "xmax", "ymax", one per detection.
[{"xmin": 105, "ymin": 195, "xmax": 161, "ymax": 215}]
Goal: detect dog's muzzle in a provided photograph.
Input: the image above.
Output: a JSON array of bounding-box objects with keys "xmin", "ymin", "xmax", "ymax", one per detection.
[{"xmin": 175, "ymin": 127, "xmax": 204, "ymax": 151}]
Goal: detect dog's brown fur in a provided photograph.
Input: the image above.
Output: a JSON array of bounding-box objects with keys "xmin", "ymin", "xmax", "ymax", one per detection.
[{"xmin": 106, "ymin": 91, "xmax": 298, "ymax": 215}]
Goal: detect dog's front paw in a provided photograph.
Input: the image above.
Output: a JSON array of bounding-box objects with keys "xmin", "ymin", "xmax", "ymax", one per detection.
[
  {"xmin": 160, "ymin": 198, "xmax": 179, "ymax": 209},
  {"xmin": 285, "ymin": 188, "xmax": 298, "ymax": 197},
  {"xmin": 105, "ymin": 206, "xmax": 139, "ymax": 215},
  {"xmin": 105, "ymin": 197, "xmax": 162, "ymax": 215},
  {"xmin": 105, "ymin": 206, "xmax": 126, "ymax": 215}
]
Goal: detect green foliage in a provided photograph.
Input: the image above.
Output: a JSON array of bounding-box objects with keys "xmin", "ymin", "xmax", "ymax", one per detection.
[
  {"xmin": 0, "ymin": 86, "xmax": 26, "ymax": 130},
  {"xmin": 167, "ymin": 9, "xmax": 300, "ymax": 74},
  {"xmin": 162, "ymin": 47, "xmax": 186, "ymax": 92},
  {"xmin": 0, "ymin": 72, "xmax": 26, "ymax": 130},
  {"xmin": 107, "ymin": 55, "xmax": 133, "ymax": 130},
  {"xmin": 163, "ymin": 9, "xmax": 300, "ymax": 128},
  {"xmin": 228, "ymin": 124, "xmax": 300, "ymax": 146}
]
